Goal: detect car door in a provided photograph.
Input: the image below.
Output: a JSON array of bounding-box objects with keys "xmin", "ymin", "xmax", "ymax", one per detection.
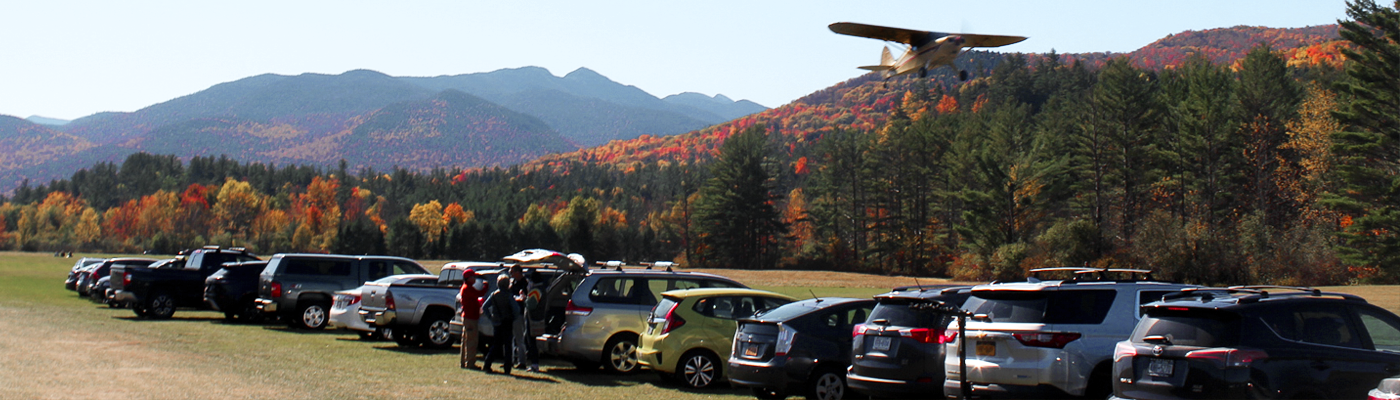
[{"xmin": 1346, "ymin": 305, "xmax": 1400, "ymax": 398}]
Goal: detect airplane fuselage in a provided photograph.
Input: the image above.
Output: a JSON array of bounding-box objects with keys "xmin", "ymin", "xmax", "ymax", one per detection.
[{"xmin": 889, "ymin": 36, "xmax": 964, "ymax": 78}]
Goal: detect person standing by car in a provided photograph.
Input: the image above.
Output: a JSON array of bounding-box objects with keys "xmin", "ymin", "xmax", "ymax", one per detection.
[
  {"xmin": 457, "ymin": 269, "xmax": 486, "ymax": 369},
  {"xmin": 508, "ymin": 265, "xmax": 529, "ymax": 370},
  {"xmin": 481, "ymin": 274, "xmax": 517, "ymax": 374},
  {"xmin": 519, "ymin": 268, "xmax": 543, "ymax": 372}
]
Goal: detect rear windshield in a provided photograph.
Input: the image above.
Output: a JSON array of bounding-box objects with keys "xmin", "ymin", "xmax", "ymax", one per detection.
[
  {"xmin": 228, "ymin": 263, "xmax": 267, "ymax": 278},
  {"xmin": 752, "ymin": 302, "xmax": 820, "ymax": 322},
  {"xmin": 865, "ymin": 300, "xmax": 942, "ymax": 328},
  {"xmin": 964, "ymin": 289, "xmax": 1117, "ymax": 324},
  {"xmin": 1131, "ymin": 311, "xmax": 1239, "ymax": 347},
  {"xmin": 651, "ymin": 297, "xmax": 680, "ymax": 320}
]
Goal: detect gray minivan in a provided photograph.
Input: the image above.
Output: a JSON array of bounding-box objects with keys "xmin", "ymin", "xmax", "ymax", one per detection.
[{"xmin": 254, "ymin": 253, "xmax": 429, "ymax": 329}]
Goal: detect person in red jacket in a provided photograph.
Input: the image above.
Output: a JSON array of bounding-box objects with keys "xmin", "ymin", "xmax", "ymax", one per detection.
[{"xmin": 458, "ymin": 269, "xmax": 486, "ymax": 369}]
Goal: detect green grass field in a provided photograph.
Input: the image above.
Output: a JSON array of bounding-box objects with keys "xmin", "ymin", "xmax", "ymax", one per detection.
[{"xmin": 2, "ymin": 251, "xmax": 1396, "ymax": 399}]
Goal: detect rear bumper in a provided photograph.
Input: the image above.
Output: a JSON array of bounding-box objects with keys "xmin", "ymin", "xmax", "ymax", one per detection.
[
  {"xmin": 943, "ymin": 380, "xmax": 1072, "ymax": 399},
  {"xmin": 110, "ymin": 290, "xmax": 140, "ymax": 305},
  {"xmin": 254, "ymin": 298, "xmax": 278, "ymax": 313},
  {"xmin": 358, "ymin": 308, "xmax": 396, "ymax": 326},
  {"xmin": 848, "ymin": 371, "xmax": 944, "ymax": 398},
  {"xmin": 727, "ymin": 358, "xmax": 803, "ymax": 391}
]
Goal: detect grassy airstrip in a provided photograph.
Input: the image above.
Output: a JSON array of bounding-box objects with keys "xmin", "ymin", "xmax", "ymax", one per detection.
[{"xmin": 1, "ymin": 251, "xmax": 1395, "ymax": 399}]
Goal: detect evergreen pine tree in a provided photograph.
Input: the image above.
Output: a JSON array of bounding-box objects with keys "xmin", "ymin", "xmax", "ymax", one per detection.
[{"xmin": 693, "ymin": 125, "xmax": 787, "ymax": 269}]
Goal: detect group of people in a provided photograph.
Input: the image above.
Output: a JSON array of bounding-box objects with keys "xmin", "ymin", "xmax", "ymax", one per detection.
[{"xmin": 457, "ymin": 265, "xmax": 544, "ymax": 374}]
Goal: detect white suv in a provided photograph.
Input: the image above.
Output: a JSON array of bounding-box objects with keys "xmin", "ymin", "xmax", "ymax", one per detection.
[{"xmin": 943, "ymin": 268, "xmax": 1196, "ymax": 398}]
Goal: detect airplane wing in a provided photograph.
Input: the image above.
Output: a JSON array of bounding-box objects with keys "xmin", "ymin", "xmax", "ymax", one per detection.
[
  {"xmin": 829, "ymin": 22, "xmax": 937, "ymax": 46},
  {"xmin": 959, "ymin": 33, "xmax": 1028, "ymax": 48}
]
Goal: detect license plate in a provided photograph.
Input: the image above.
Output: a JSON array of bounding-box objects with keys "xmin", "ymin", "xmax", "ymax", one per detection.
[
  {"xmin": 873, "ymin": 336, "xmax": 892, "ymax": 351},
  {"xmin": 743, "ymin": 344, "xmax": 760, "ymax": 357},
  {"xmin": 976, "ymin": 341, "xmax": 996, "ymax": 356},
  {"xmin": 1148, "ymin": 358, "xmax": 1174, "ymax": 377}
]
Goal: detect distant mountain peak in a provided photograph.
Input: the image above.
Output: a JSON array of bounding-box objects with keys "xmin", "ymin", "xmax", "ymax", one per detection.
[
  {"xmin": 563, "ymin": 67, "xmax": 611, "ymax": 82},
  {"xmin": 26, "ymin": 115, "xmax": 70, "ymax": 126}
]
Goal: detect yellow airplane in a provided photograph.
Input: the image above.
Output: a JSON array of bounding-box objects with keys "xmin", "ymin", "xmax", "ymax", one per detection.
[{"xmin": 830, "ymin": 22, "xmax": 1027, "ymax": 81}]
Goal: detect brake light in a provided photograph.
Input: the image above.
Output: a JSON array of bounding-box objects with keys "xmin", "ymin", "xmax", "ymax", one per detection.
[
  {"xmin": 940, "ymin": 329, "xmax": 959, "ymax": 344},
  {"xmin": 775, "ymin": 324, "xmax": 797, "ymax": 356},
  {"xmin": 1013, "ymin": 332, "xmax": 1082, "ymax": 348},
  {"xmin": 1185, "ymin": 348, "xmax": 1268, "ymax": 368},
  {"xmin": 565, "ymin": 300, "xmax": 592, "ymax": 316},
  {"xmin": 1114, "ymin": 341, "xmax": 1138, "ymax": 362},
  {"xmin": 660, "ymin": 302, "xmax": 686, "ymax": 334},
  {"xmin": 385, "ymin": 293, "xmax": 396, "ymax": 311},
  {"xmin": 270, "ymin": 282, "xmax": 282, "ymax": 298},
  {"xmin": 899, "ymin": 328, "xmax": 952, "ymax": 344},
  {"xmin": 852, "ymin": 323, "xmax": 865, "ymax": 338},
  {"xmin": 122, "ymin": 272, "xmax": 132, "ymax": 287},
  {"xmin": 349, "ymin": 294, "xmax": 360, "ymax": 306},
  {"xmin": 1167, "ymin": 306, "xmax": 1191, "ymax": 311}
]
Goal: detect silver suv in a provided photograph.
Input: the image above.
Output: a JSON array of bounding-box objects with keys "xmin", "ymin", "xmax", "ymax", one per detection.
[
  {"xmin": 944, "ymin": 268, "xmax": 1196, "ymax": 398},
  {"xmin": 541, "ymin": 264, "xmax": 746, "ymax": 373}
]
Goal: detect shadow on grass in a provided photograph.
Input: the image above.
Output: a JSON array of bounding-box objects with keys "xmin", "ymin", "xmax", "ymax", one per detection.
[
  {"xmin": 372, "ymin": 345, "xmax": 460, "ymax": 355},
  {"xmin": 259, "ymin": 325, "xmax": 347, "ymax": 335},
  {"xmin": 110, "ymin": 314, "xmax": 227, "ymax": 323}
]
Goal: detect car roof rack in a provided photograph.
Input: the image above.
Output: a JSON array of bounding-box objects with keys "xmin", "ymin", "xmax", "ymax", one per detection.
[
  {"xmin": 1162, "ymin": 285, "xmax": 1366, "ymax": 304},
  {"xmin": 594, "ymin": 261, "xmax": 678, "ymax": 272},
  {"xmin": 1027, "ymin": 267, "xmax": 1156, "ymax": 283},
  {"xmin": 890, "ymin": 284, "xmax": 963, "ymax": 293}
]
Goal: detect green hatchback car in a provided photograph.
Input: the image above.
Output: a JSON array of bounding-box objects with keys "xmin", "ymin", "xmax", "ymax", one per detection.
[{"xmin": 638, "ymin": 288, "xmax": 797, "ymax": 389}]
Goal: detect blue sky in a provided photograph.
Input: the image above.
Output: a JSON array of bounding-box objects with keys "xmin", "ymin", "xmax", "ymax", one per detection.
[{"xmin": 1, "ymin": 0, "xmax": 1348, "ymax": 121}]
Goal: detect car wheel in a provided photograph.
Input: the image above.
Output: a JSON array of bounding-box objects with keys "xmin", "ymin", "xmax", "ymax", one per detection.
[
  {"xmin": 676, "ymin": 350, "xmax": 720, "ymax": 389},
  {"xmin": 753, "ymin": 388, "xmax": 787, "ymax": 400},
  {"xmin": 358, "ymin": 331, "xmax": 376, "ymax": 340},
  {"xmin": 805, "ymin": 369, "xmax": 846, "ymax": 400},
  {"xmin": 89, "ymin": 289, "xmax": 104, "ymax": 303},
  {"xmin": 238, "ymin": 298, "xmax": 263, "ymax": 323},
  {"xmin": 294, "ymin": 301, "xmax": 329, "ymax": 330},
  {"xmin": 602, "ymin": 334, "xmax": 640, "ymax": 374},
  {"xmin": 224, "ymin": 311, "xmax": 240, "ymax": 322},
  {"xmin": 419, "ymin": 312, "xmax": 455, "ymax": 349},
  {"xmin": 147, "ymin": 293, "xmax": 177, "ymax": 319},
  {"xmin": 377, "ymin": 327, "xmax": 394, "ymax": 341}
]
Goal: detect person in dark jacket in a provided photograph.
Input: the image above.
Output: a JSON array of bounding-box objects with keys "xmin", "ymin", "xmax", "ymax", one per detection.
[{"xmin": 480, "ymin": 274, "xmax": 516, "ymax": 374}]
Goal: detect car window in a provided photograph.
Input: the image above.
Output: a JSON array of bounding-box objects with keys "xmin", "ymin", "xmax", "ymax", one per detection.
[
  {"xmin": 1262, "ymin": 307, "xmax": 1364, "ymax": 349},
  {"xmin": 1132, "ymin": 309, "xmax": 1239, "ymax": 347},
  {"xmin": 589, "ymin": 277, "xmax": 642, "ymax": 304},
  {"xmin": 702, "ymin": 279, "xmax": 743, "ymax": 289},
  {"xmin": 965, "ymin": 289, "xmax": 1116, "ymax": 324},
  {"xmin": 1357, "ymin": 308, "xmax": 1400, "ymax": 352},
  {"xmin": 643, "ymin": 278, "xmax": 702, "ymax": 304},
  {"xmin": 394, "ymin": 261, "xmax": 427, "ymax": 275},
  {"xmin": 284, "ymin": 259, "xmax": 352, "ymax": 276},
  {"xmin": 694, "ymin": 296, "xmax": 773, "ymax": 320},
  {"xmin": 367, "ymin": 261, "xmax": 392, "ymax": 280}
]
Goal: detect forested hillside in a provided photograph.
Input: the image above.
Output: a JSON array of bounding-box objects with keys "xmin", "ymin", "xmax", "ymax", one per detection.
[{"xmin": 3, "ymin": 18, "xmax": 1393, "ymax": 287}]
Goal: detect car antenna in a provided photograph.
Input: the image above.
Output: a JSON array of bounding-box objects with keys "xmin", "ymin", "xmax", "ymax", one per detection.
[
  {"xmin": 809, "ymin": 289, "xmax": 822, "ymax": 303},
  {"xmin": 914, "ymin": 277, "xmax": 924, "ymax": 291}
]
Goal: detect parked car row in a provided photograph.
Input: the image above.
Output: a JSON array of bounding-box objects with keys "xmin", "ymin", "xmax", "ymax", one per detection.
[{"xmin": 64, "ymin": 251, "xmax": 1400, "ymax": 399}]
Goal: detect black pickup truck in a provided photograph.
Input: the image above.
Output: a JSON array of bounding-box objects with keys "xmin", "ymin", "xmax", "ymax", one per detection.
[{"xmin": 111, "ymin": 246, "xmax": 260, "ymax": 319}]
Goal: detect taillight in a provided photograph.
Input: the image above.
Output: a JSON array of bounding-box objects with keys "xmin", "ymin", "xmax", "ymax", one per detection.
[
  {"xmin": 349, "ymin": 294, "xmax": 360, "ymax": 306},
  {"xmin": 1013, "ymin": 332, "xmax": 1082, "ymax": 348},
  {"xmin": 1185, "ymin": 348, "xmax": 1268, "ymax": 368},
  {"xmin": 270, "ymin": 282, "xmax": 283, "ymax": 299},
  {"xmin": 775, "ymin": 324, "xmax": 797, "ymax": 356},
  {"xmin": 565, "ymin": 300, "xmax": 593, "ymax": 316},
  {"xmin": 851, "ymin": 323, "xmax": 865, "ymax": 338},
  {"xmin": 940, "ymin": 329, "xmax": 959, "ymax": 344},
  {"xmin": 122, "ymin": 272, "xmax": 132, "ymax": 287},
  {"xmin": 1114, "ymin": 341, "xmax": 1138, "ymax": 362},
  {"xmin": 660, "ymin": 303, "xmax": 686, "ymax": 334},
  {"xmin": 385, "ymin": 294, "xmax": 396, "ymax": 311},
  {"xmin": 899, "ymin": 328, "xmax": 951, "ymax": 344}
]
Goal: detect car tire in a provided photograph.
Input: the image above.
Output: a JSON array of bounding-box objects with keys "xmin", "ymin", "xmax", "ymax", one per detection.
[
  {"xmin": 358, "ymin": 331, "xmax": 376, "ymax": 340},
  {"xmin": 1085, "ymin": 363, "xmax": 1112, "ymax": 399},
  {"xmin": 147, "ymin": 292, "xmax": 177, "ymax": 319},
  {"xmin": 753, "ymin": 388, "xmax": 787, "ymax": 400},
  {"xmin": 676, "ymin": 350, "xmax": 721, "ymax": 389},
  {"xmin": 602, "ymin": 334, "xmax": 640, "ymax": 374},
  {"xmin": 419, "ymin": 311, "xmax": 455, "ymax": 349},
  {"xmin": 133, "ymin": 306, "xmax": 149, "ymax": 317},
  {"xmin": 805, "ymin": 369, "xmax": 846, "ymax": 400},
  {"xmin": 292, "ymin": 301, "xmax": 330, "ymax": 330},
  {"xmin": 237, "ymin": 297, "xmax": 263, "ymax": 323},
  {"xmin": 377, "ymin": 327, "xmax": 394, "ymax": 341}
]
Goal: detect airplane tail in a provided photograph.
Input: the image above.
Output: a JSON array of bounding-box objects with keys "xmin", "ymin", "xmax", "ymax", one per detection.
[{"xmin": 858, "ymin": 47, "xmax": 895, "ymax": 71}]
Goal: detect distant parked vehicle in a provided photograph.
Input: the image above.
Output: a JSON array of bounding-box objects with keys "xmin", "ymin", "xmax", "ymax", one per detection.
[
  {"xmin": 1370, "ymin": 375, "xmax": 1400, "ymax": 400},
  {"xmin": 64, "ymin": 257, "xmax": 105, "ymax": 291},
  {"xmin": 729, "ymin": 297, "xmax": 875, "ymax": 400},
  {"xmin": 332, "ymin": 274, "xmax": 437, "ymax": 341},
  {"xmin": 80, "ymin": 258, "xmax": 158, "ymax": 301},
  {"xmin": 1112, "ymin": 286, "xmax": 1400, "ymax": 400},
  {"xmin": 846, "ymin": 286, "xmax": 970, "ymax": 399},
  {"xmin": 255, "ymin": 253, "xmax": 429, "ymax": 330},
  {"xmin": 204, "ymin": 260, "xmax": 270, "ymax": 323},
  {"xmin": 75, "ymin": 262, "xmax": 104, "ymax": 297},
  {"xmin": 361, "ymin": 261, "xmax": 563, "ymax": 349},
  {"xmin": 638, "ymin": 288, "xmax": 796, "ymax": 389},
  {"xmin": 946, "ymin": 268, "xmax": 1196, "ymax": 399},
  {"xmin": 112, "ymin": 246, "xmax": 260, "ymax": 319}
]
